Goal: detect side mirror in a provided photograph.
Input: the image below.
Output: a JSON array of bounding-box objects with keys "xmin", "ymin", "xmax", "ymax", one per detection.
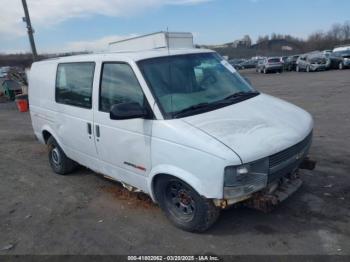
[{"xmin": 110, "ymin": 102, "xmax": 148, "ymax": 120}]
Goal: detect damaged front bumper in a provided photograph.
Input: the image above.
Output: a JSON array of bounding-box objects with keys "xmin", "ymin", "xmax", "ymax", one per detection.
[
  {"xmin": 214, "ymin": 157, "xmax": 316, "ymax": 211},
  {"xmin": 244, "ymin": 173, "xmax": 302, "ymax": 212}
]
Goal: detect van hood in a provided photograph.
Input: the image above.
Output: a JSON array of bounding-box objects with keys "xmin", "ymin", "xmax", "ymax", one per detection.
[{"xmin": 182, "ymin": 93, "xmax": 313, "ymax": 163}]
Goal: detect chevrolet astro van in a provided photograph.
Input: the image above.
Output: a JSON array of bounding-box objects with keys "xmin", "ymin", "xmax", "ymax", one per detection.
[{"xmin": 29, "ymin": 32, "xmax": 315, "ymax": 232}]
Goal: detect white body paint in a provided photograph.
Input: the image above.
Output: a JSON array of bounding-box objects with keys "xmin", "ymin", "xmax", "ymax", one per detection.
[{"xmin": 29, "ymin": 48, "xmax": 313, "ymax": 202}]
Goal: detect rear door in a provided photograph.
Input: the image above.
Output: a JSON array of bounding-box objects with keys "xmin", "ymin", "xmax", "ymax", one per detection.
[
  {"xmin": 93, "ymin": 61, "xmax": 152, "ymax": 191},
  {"xmin": 55, "ymin": 62, "xmax": 100, "ymax": 171}
]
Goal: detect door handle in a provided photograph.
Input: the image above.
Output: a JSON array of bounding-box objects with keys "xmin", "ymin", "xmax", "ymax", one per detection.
[
  {"xmin": 87, "ymin": 123, "xmax": 92, "ymax": 135},
  {"xmin": 95, "ymin": 125, "xmax": 100, "ymax": 138}
]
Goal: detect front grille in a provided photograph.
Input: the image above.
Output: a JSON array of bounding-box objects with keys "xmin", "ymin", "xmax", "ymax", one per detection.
[{"xmin": 269, "ymin": 132, "xmax": 312, "ymax": 169}]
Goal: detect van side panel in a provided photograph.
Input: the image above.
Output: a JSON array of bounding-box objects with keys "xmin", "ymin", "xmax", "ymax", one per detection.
[
  {"xmin": 29, "ymin": 61, "xmax": 59, "ymax": 144},
  {"xmin": 29, "ymin": 60, "xmax": 100, "ymax": 173}
]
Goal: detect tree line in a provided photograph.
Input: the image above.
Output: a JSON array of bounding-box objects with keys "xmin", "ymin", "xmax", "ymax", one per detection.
[
  {"xmin": 214, "ymin": 21, "xmax": 350, "ymax": 59},
  {"xmin": 256, "ymin": 21, "xmax": 350, "ymax": 52}
]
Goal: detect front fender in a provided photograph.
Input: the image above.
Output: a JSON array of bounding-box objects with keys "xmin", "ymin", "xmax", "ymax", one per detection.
[{"xmin": 148, "ymin": 164, "xmax": 214, "ymax": 202}]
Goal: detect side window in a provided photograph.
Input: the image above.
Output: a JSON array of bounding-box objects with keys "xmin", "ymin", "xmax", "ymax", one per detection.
[
  {"xmin": 99, "ymin": 63, "xmax": 144, "ymax": 112},
  {"xmin": 56, "ymin": 62, "xmax": 95, "ymax": 109}
]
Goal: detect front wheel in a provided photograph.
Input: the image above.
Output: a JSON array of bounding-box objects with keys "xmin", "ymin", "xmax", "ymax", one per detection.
[
  {"xmin": 47, "ymin": 136, "xmax": 76, "ymax": 175},
  {"xmin": 154, "ymin": 176, "xmax": 220, "ymax": 232}
]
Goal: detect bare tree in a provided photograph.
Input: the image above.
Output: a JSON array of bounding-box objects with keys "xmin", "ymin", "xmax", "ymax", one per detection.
[{"xmin": 342, "ymin": 21, "xmax": 350, "ymax": 40}]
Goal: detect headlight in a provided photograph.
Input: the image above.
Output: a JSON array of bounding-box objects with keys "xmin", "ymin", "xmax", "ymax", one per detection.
[{"xmin": 224, "ymin": 158, "xmax": 269, "ymax": 199}]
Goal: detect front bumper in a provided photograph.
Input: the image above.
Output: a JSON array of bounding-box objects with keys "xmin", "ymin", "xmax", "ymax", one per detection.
[
  {"xmin": 217, "ymin": 132, "xmax": 314, "ymax": 208},
  {"xmin": 215, "ymin": 157, "xmax": 315, "ymax": 210},
  {"xmin": 310, "ymin": 64, "xmax": 327, "ymax": 71},
  {"xmin": 266, "ymin": 65, "xmax": 283, "ymax": 71},
  {"xmin": 244, "ymin": 173, "xmax": 303, "ymax": 212}
]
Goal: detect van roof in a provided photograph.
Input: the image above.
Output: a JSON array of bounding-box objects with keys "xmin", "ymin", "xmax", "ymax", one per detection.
[{"xmin": 35, "ymin": 48, "xmax": 214, "ymax": 64}]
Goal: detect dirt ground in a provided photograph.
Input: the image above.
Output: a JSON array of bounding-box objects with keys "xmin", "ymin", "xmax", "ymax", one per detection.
[{"xmin": 0, "ymin": 69, "xmax": 349, "ymax": 255}]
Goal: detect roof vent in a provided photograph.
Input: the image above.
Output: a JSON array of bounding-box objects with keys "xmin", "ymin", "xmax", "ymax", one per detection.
[{"xmin": 108, "ymin": 32, "xmax": 194, "ymax": 52}]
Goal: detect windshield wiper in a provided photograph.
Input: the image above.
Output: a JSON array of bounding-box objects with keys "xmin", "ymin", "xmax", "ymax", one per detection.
[
  {"xmin": 220, "ymin": 91, "xmax": 259, "ymax": 102},
  {"xmin": 173, "ymin": 102, "xmax": 215, "ymax": 118}
]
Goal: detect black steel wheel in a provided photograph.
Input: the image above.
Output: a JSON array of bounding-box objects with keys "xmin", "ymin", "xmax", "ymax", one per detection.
[
  {"xmin": 165, "ymin": 180, "xmax": 196, "ymax": 222},
  {"xmin": 47, "ymin": 136, "xmax": 76, "ymax": 175},
  {"xmin": 154, "ymin": 176, "xmax": 220, "ymax": 232}
]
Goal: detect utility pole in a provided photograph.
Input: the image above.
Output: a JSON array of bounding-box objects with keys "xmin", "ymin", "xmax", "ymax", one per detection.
[{"xmin": 21, "ymin": 0, "xmax": 38, "ymax": 61}]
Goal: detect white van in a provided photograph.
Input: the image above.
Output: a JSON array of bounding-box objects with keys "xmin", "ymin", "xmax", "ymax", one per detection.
[{"xmin": 29, "ymin": 32, "xmax": 315, "ymax": 232}]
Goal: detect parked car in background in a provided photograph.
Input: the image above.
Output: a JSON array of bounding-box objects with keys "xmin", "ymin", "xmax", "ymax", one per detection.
[
  {"xmin": 296, "ymin": 54, "xmax": 327, "ymax": 72},
  {"xmin": 0, "ymin": 66, "xmax": 11, "ymax": 78},
  {"xmin": 235, "ymin": 59, "xmax": 258, "ymax": 70},
  {"xmin": 333, "ymin": 49, "xmax": 350, "ymax": 69},
  {"xmin": 256, "ymin": 57, "xmax": 283, "ymax": 74},
  {"xmin": 228, "ymin": 59, "xmax": 246, "ymax": 69},
  {"xmin": 284, "ymin": 55, "xmax": 300, "ymax": 71},
  {"xmin": 280, "ymin": 56, "xmax": 288, "ymax": 64},
  {"xmin": 0, "ymin": 79, "xmax": 23, "ymax": 100},
  {"xmin": 323, "ymin": 52, "xmax": 344, "ymax": 70},
  {"xmin": 322, "ymin": 50, "xmax": 333, "ymax": 55},
  {"xmin": 333, "ymin": 45, "xmax": 350, "ymax": 53}
]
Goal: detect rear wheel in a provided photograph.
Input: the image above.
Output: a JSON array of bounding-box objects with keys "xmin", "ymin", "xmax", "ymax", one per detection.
[
  {"xmin": 47, "ymin": 136, "xmax": 76, "ymax": 175},
  {"xmin": 154, "ymin": 176, "xmax": 220, "ymax": 232}
]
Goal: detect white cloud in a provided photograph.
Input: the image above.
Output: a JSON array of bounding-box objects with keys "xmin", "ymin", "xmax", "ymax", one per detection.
[{"xmin": 0, "ymin": 0, "xmax": 211, "ymax": 39}]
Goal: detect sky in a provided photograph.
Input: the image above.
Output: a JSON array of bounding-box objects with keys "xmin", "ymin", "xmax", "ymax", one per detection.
[{"xmin": 1, "ymin": 0, "xmax": 350, "ymax": 54}]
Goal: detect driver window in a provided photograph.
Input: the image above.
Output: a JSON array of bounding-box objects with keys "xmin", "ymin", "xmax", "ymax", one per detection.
[{"xmin": 99, "ymin": 63, "xmax": 144, "ymax": 112}]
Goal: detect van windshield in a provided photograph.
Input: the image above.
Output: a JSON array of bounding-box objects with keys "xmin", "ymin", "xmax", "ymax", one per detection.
[{"xmin": 138, "ymin": 53, "xmax": 258, "ymax": 119}]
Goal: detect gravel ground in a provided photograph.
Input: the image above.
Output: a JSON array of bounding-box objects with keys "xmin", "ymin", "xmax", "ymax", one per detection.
[{"xmin": 0, "ymin": 69, "xmax": 349, "ymax": 255}]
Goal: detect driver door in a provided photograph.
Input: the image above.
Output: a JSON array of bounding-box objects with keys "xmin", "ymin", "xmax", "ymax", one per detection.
[{"xmin": 93, "ymin": 62, "xmax": 152, "ymax": 192}]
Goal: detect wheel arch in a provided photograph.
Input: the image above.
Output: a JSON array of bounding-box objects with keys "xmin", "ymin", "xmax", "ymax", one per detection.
[
  {"xmin": 40, "ymin": 125, "xmax": 63, "ymax": 148},
  {"xmin": 42, "ymin": 130, "xmax": 52, "ymax": 144},
  {"xmin": 148, "ymin": 165, "xmax": 204, "ymax": 203}
]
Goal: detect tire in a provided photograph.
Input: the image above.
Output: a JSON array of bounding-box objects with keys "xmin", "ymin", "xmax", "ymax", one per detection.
[
  {"xmin": 306, "ymin": 65, "xmax": 310, "ymax": 73},
  {"xmin": 296, "ymin": 65, "xmax": 300, "ymax": 72},
  {"xmin": 154, "ymin": 176, "xmax": 220, "ymax": 232},
  {"xmin": 47, "ymin": 136, "xmax": 76, "ymax": 175},
  {"xmin": 339, "ymin": 62, "xmax": 344, "ymax": 70},
  {"xmin": 263, "ymin": 68, "xmax": 267, "ymax": 74}
]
